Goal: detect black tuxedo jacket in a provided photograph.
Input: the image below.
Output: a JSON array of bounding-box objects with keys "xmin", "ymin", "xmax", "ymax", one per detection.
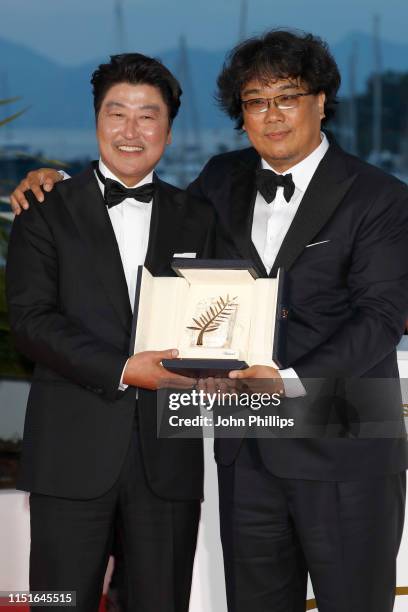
[
  {"xmin": 189, "ymin": 141, "xmax": 408, "ymax": 480},
  {"xmin": 6, "ymin": 165, "xmax": 214, "ymax": 500}
]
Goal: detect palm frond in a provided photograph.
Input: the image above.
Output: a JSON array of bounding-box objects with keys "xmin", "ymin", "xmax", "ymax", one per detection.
[
  {"xmin": 0, "ymin": 97, "xmax": 21, "ymax": 107},
  {"xmin": 0, "ymin": 107, "xmax": 29, "ymax": 128},
  {"xmin": 187, "ymin": 294, "xmax": 238, "ymax": 346}
]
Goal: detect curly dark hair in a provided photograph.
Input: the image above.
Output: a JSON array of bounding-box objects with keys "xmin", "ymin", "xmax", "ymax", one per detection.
[
  {"xmin": 91, "ymin": 53, "xmax": 182, "ymax": 125},
  {"xmin": 217, "ymin": 29, "xmax": 341, "ymax": 130}
]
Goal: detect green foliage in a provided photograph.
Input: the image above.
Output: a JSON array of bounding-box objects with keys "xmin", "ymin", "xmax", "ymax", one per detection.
[{"xmin": 0, "ymin": 97, "xmax": 29, "ymax": 128}]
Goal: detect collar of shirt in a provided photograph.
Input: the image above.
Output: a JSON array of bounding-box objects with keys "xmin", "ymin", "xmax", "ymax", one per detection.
[
  {"xmin": 95, "ymin": 158, "xmax": 154, "ymax": 202},
  {"xmin": 260, "ymin": 132, "xmax": 329, "ymax": 198}
]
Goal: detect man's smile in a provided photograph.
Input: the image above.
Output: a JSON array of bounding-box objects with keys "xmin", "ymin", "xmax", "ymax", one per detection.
[{"xmin": 116, "ymin": 144, "xmax": 145, "ymax": 154}]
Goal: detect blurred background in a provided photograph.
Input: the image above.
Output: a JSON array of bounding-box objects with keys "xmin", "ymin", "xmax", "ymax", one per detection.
[
  {"xmin": 0, "ymin": 0, "xmax": 408, "ymax": 484},
  {"xmin": 0, "ymin": 6, "xmax": 408, "ymax": 608},
  {"xmin": 1, "ymin": 0, "xmax": 408, "ymax": 187}
]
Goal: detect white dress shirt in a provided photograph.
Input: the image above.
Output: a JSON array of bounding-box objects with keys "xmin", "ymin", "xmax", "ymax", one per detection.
[
  {"xmin": 96, "ymin": 159, "xmax": 154, "ymax": 310},
  {"xmin": 251, "ymin": 133, "xmax": 329, "ymax": 396},
  {"xmin": 95, "ymin": 160, "xmax": 154, "ymax": 390}
]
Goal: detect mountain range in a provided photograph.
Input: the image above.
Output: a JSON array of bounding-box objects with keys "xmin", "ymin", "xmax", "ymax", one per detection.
[{"xmin": 1, "ymin": 31, "xmax": 407, "ymax": 131}]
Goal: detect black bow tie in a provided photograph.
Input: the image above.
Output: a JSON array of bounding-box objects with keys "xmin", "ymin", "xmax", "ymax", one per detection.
[
  {"xmin": 255, "ymin": 168, "xmax": 296, "ymax": 203},
  {"xmin": 93, "ymin": 162, "xmax": 155, "ymax": 208}
]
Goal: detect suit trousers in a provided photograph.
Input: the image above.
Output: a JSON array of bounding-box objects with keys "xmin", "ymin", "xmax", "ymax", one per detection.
[
  {"xmin": 29, "ymin": 425, "xmax": 200, "ymax": 612},
  {"xmin": 218, "ymin": 438, "xmax": 406, "ymax": 612}
]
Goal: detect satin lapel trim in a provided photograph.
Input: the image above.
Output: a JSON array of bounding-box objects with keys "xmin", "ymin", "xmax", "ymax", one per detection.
[
  {"xmin": 62, "ymin": 167, "xmax": 132, "ymax": 332},
  {"xmin": 229, "ymin": 157, "xmax": 268, "ymax": 277},
  {"xmin": 270, "ymin": 147, "xmax": 358, "ymax": 276},
  {"xmin": 144, "ymin": 176, "xmax": 184, "ymax": 274}
]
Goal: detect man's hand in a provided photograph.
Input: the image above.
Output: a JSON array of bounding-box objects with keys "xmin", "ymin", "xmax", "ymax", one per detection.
[
  {"xmin": 123, "ymin": 349, "xmax": 195, "ymax": 390},
  {"xmin": 229, "ymin": 365, "xmax": 285, "ymax": 396},
  {"xmin": 10, "ymin": 168, "xmax": 63, "ymax": 215}
]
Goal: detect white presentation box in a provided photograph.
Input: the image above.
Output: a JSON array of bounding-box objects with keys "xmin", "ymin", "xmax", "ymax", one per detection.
[{"xmin": 130, "ymin": 260, "xmax": 288, "ymax": 376}]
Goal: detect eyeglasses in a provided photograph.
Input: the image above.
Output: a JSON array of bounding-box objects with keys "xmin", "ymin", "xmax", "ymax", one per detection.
[{"xmin": 241, "ymin": 92, "xmax": 312, "ymax": 113}]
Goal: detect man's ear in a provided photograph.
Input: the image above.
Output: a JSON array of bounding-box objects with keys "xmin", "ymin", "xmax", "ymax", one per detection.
[
  {"xmin": 166, "ymin": 128, "xmax": 172, "ymax": 145},
  {"xmin": 318, "ymin": 92, "xmax": 326, "ymax": 119}
]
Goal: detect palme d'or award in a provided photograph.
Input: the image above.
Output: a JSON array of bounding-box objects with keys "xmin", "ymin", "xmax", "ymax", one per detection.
[
  {"xmin": 187, "ymin": 294, "xmax": 238, "ymax": 348},
  {"xmin": 130, "ymin": 260, "xmax": 288, "ymax": 376}
]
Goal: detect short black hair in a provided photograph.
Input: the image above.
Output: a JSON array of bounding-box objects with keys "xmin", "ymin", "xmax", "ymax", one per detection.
[
  {"xmin": 217, "ymin": 29, "xmax": 341, "ymax": 130},
  {"xmin": 91, "ymin": 53, "xmax": 182, "ymax": 125}
]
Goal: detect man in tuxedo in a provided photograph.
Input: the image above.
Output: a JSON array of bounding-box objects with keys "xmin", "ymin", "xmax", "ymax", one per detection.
[
  {"xmin": 186, "ymin": 30, "xmax": 408, "ymax": 612},
  {"xmin": 9, "ymin": 31, "xmax": 408, "ymax": 612},
  {"xmin": 6, "ymin": 53, "xmax": 213, "ymax": 611}
]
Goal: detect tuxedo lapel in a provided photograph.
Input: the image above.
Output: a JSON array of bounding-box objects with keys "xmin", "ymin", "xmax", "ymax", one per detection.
[
  {"xmin": 270, "ymin": 145, "xmax": 357, "ymax": 276},
  {"xmin": 144, "ymin": 176, "xmax": 184, "ymax": 274},
  {"xmin": 227, "ymin": 152, "xmax": 268, "ymax": 276},
  {"xmin": 62, "ymin": 166, "xmax": 132, "ymax": 333}
]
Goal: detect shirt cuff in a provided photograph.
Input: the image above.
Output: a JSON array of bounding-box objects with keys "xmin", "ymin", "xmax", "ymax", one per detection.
[
  {"xmin": 279, "ymin": 368, "xmax": 306, "ymax": 398},
  {"xmin": 118, "ymin": 359, "xmax": 129, "ymax": 391},
  {"xmin": 58, "ymin": 170, "xmax": 71, "ymax": 180}
]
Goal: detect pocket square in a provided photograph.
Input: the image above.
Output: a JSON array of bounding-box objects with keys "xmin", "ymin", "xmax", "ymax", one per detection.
[
  {"xmin": 305, "ymin": 240, "xmax": 330, "ymax": 248},
  {"xmin": 173, "ymin": 252, "xmax": 197, "ymax": 258}
]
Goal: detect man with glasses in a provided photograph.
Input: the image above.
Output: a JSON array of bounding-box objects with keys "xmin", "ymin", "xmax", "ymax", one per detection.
[
  {"xmin": 188, "ymin": 30, "xmax": 408, "ymax": 612},
  {"xmin": 9, "ymin": 30, "xmax": 408, "ymax": 612}
]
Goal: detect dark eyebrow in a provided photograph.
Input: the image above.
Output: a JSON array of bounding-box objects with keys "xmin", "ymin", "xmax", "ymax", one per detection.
[
  {"xmin": 105, "ymin": 101, "xmax": 126, "ymax": 109},
  {"xmin": 105, "ymin": 101, "xmax": 161, "ymax": 112},
  {"xmin": 139, "ymin": 104, "xmax": 161, "ymax": 112},
  {"xmin": 241, "ymin": 83, "xmax": 301, "ymax": 97}
]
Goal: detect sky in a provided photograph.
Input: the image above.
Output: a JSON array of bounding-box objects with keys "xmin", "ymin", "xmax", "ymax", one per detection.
[{"xmin": 1, "ymin": 0, "xmax": 407, "ymax": 66}]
